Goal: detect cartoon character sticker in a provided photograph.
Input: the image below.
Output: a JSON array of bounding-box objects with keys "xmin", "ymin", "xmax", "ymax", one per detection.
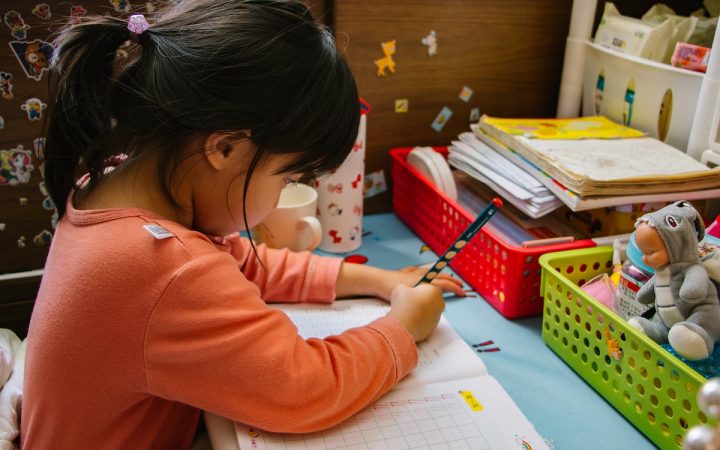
[
  {"xmin": 32, "ymin": 3, "xmax": 52, "ymax": 20},
  {"xmin": 9, "ymin": 40, "xmax": 54, "ymax": 81},
  {"xmin": 459, "ymin": 86, "xmax": 474, "ymax": 103},
  {"xmin": 109, "ymin": 0, "xmax": 131, "ymax": 12},
  {"xmin": 0, "ymin": 72, "xmax": 13, "ymax": 100},
  {"xmin": 0, "ymin": 145, "xmax": 34, "ymax": 186},
  {"xmin": 363, "ymin": 169, "xmax": 387, "ymax": 199},
  {"xmin": 70, "ymin": 5, "xmax": 88, "ymax": 20},
  {"xmin": 394, "ymin": 99, "xmax": 409, "ymax": 113},
  {"xmin": 21, "ymin": 98, "xmax": 47, "ymax": 121},
  {"xmin": 374, "ymin": 40, "xmax": 396, "ymax": 77},
  {"xmin": 42, "ymin": 196, "xmax": 55, "ymax": 211},
  {"xmin": 431, "ymin": 106, "xmax": 453, "ymax": 132},
  {"xmin": 38, "ymin": 179, "xmax": 56, "ymax": 209},
  {"xmin": 4, "ymin": 11, "xmax": 29, "ymax": 40},
  {"xmin": 421, "ymin": 30, "xmax": 437, "ymax": 57},
  {"xmin": 33, "ymin": 137, "xmax": 46, "ymax": 159},
  {"xmin": 33, "ymin": 229, "xmax": 53, "ymax": 247}
]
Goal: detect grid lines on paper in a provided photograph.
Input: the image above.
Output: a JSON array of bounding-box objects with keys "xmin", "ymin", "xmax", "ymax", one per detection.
[{"xmin": 248, "ymin": 393, "xmax": 491, "ymax": 450}]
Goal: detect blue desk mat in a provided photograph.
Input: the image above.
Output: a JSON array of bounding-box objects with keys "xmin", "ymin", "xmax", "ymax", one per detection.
[{"xmin": 318, "ymin": 213, "xmax": 657, "ymax": 450}]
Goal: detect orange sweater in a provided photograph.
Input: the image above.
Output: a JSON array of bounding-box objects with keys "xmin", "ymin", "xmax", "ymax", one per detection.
[{"xmin": 21, "ymin": 203, "xmax": 417, "ymax": 450}]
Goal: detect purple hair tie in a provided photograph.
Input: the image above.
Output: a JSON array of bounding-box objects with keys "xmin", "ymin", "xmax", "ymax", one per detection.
[{"xmin": 127, "ymin": 14, "xmax": 150, "ymax": 35}]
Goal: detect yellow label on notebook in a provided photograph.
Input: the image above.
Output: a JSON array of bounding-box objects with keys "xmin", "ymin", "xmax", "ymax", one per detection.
[
  {"xmin": 459, "ymin": 390, "xmax": 484, "ymax": 411},
  {"xmin": 482, "ymin": 115, "xmax": 646, "ymax": 140}
]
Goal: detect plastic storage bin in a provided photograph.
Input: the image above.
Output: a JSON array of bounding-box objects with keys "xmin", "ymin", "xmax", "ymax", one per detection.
[
  {"xmin": 540, "ymin": 247, "xmax": 713, "ymax": 449},
  {"xmin": 391, "ymin": 147, "xmax": 594, "ymax": 318},
  {"xmin": 583, "ymin": 41, "xmax": 704, "ymax": 152}
]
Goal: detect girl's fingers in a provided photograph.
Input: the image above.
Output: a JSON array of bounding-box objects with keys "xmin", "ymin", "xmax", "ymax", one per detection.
[
  {"xmin": 434, "ymin": 273, "xmax": 463, "ymax": 286},
  {"xmin": 399, "ymin": 266, "xmax": 464, "ymax": 290},
  {"xmin": 433, "ymin": 279, "xmax": 466, "ymax": 297}
]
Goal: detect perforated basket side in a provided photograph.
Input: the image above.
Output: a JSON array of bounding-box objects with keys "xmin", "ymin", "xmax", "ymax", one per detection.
[
  {"xmin": 540, "ymin": 247, "xmax": 712, "ymax": 449},
  {"xmin": 391, "ymin": 147, "xmax": 591, "ymax": 318}
]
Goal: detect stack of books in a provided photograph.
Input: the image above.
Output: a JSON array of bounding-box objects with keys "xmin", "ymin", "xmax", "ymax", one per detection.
[{"xmin": 469, "ymin": 116, "xmax": 720, "ymax": 211}]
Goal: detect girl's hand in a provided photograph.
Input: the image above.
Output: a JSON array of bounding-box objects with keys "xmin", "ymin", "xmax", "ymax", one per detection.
[
  {"xmin": 335, "ymin": 262, "xmax": 466, "ymax": 302},
  {"xmin": 387, "ymin": 284, "xmax": 445, "ymax": 342},
  {"xmin": 376, "ymin": 266, "xmax": 465, "ymax": 301}
]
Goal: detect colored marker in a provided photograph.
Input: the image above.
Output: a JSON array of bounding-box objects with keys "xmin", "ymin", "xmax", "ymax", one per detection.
[{"xmin": 416, "ymin": 198, "xmax": 502, "ymax": 286}]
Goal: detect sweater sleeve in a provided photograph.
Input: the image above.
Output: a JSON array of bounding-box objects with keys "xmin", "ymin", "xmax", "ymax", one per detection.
[
  {"xmin": 143, "ymin": 251, "xmax": 417, "ymax": 433},
  {"xmin": 222, "ymin": 234, "xmax": 342, "ymax": 304}
]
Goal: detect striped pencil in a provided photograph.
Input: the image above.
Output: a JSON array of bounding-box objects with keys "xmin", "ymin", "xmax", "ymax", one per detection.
[{"xmin": 416, "ymin": 198, "xmax": 502, "ymax": 285}]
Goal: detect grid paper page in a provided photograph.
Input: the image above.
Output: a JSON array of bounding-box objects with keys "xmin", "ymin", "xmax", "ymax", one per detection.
[{"xmin": 235, "ymin": 376, "xmax": 548, "ymax": 450}]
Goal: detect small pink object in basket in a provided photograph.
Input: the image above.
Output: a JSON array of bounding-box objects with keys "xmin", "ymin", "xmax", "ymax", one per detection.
[
  {"xmin": 581, "ymin": 273, "xmax": 616, "ymax": 311},
  {"xmin": 314, "ymin": 107, "xmax": 368, "ymax": 253},
  {"xmin": 707, "ymin": 215, "xmax": 720, "ymax": 239}
]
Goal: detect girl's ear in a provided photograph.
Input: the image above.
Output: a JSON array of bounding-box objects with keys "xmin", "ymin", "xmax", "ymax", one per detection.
[{"xmin": 203, "ymin": 131, "xmax": 252, "ymax": 171}]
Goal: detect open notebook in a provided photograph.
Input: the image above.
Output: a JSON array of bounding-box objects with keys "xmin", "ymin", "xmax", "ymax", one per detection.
[{"xmin": 205, "ymin": 299, "xmax": 547, "ymax": 450}]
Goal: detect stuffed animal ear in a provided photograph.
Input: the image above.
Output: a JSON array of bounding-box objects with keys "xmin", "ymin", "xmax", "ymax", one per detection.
[
  {"xmin": 674, "ymin": 200, "xmax": 705, "ymax": 240},
  {"xmin": 693, "ymin": 212, "xmax": 705, "ymax": 240}
]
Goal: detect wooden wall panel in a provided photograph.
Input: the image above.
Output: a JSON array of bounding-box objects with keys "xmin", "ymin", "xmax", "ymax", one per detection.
[{"xmin": 335, "ymin": 0, "xmax": 574, "ymax": 213}]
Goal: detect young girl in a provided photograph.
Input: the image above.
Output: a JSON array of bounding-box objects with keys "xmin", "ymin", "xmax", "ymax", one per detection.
[{"xmin": 22, "ymin": 1, "xmax": 464, "ymax": 448}]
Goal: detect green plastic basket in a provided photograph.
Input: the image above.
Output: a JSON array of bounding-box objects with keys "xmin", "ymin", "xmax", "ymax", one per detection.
[{"xmin": 540, "ymin": 247, "xmax": 713, "ymax": 449}]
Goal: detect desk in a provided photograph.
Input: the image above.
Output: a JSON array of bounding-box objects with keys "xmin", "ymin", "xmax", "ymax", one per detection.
[{"xmin": 325, "ymin": 213, "xmax": 657, "ymax": 450}]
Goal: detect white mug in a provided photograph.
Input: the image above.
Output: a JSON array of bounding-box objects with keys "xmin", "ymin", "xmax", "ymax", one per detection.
[{"xmin": 253, "ymin": 183, "xmax": 322, "ymax": 252}]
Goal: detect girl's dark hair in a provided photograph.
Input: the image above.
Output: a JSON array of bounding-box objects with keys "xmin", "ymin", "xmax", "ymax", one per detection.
[{"xmin": 44, "ymin": 0, "xmax": 359, "ymax": 226}]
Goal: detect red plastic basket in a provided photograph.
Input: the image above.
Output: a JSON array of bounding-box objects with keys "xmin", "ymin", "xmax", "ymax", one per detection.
[{"xmin": 391, "ymin": 147, "xmax": 596, "ymax": 318}]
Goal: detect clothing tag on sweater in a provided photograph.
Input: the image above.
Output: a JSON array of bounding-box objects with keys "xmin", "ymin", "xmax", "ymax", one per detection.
[{"xmin": 143, "ymin": 224, "xmax": 174, "ymax": 239}]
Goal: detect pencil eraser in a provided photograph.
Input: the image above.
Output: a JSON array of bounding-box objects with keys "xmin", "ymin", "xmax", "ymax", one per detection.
[{"xmin": 492, "ymin": 198, "xmax": 503, "ymax": 207}]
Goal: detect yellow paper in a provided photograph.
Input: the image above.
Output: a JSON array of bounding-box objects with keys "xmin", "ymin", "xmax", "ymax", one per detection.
[{"xmin": 481, "ymin": 116, "xmax": 646, "ymax": 140}]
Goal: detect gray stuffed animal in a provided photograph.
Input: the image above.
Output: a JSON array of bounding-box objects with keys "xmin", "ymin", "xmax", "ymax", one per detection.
[{"xmin": 628, "ymin": 200, "xmax": 720, "ymax": 360}]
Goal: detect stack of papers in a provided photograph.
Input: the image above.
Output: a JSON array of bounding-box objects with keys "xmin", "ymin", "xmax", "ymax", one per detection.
[
  {"xmin": 474, "ymin": 116, "xmax": 720, "ymax": 211},
  {"xmin": 449, "ymin": 132, "xmax": 564, "ymax": 218},
  {"xmin": 477, "ymin": 115, "xmax": 720, "ymax": 196}
]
